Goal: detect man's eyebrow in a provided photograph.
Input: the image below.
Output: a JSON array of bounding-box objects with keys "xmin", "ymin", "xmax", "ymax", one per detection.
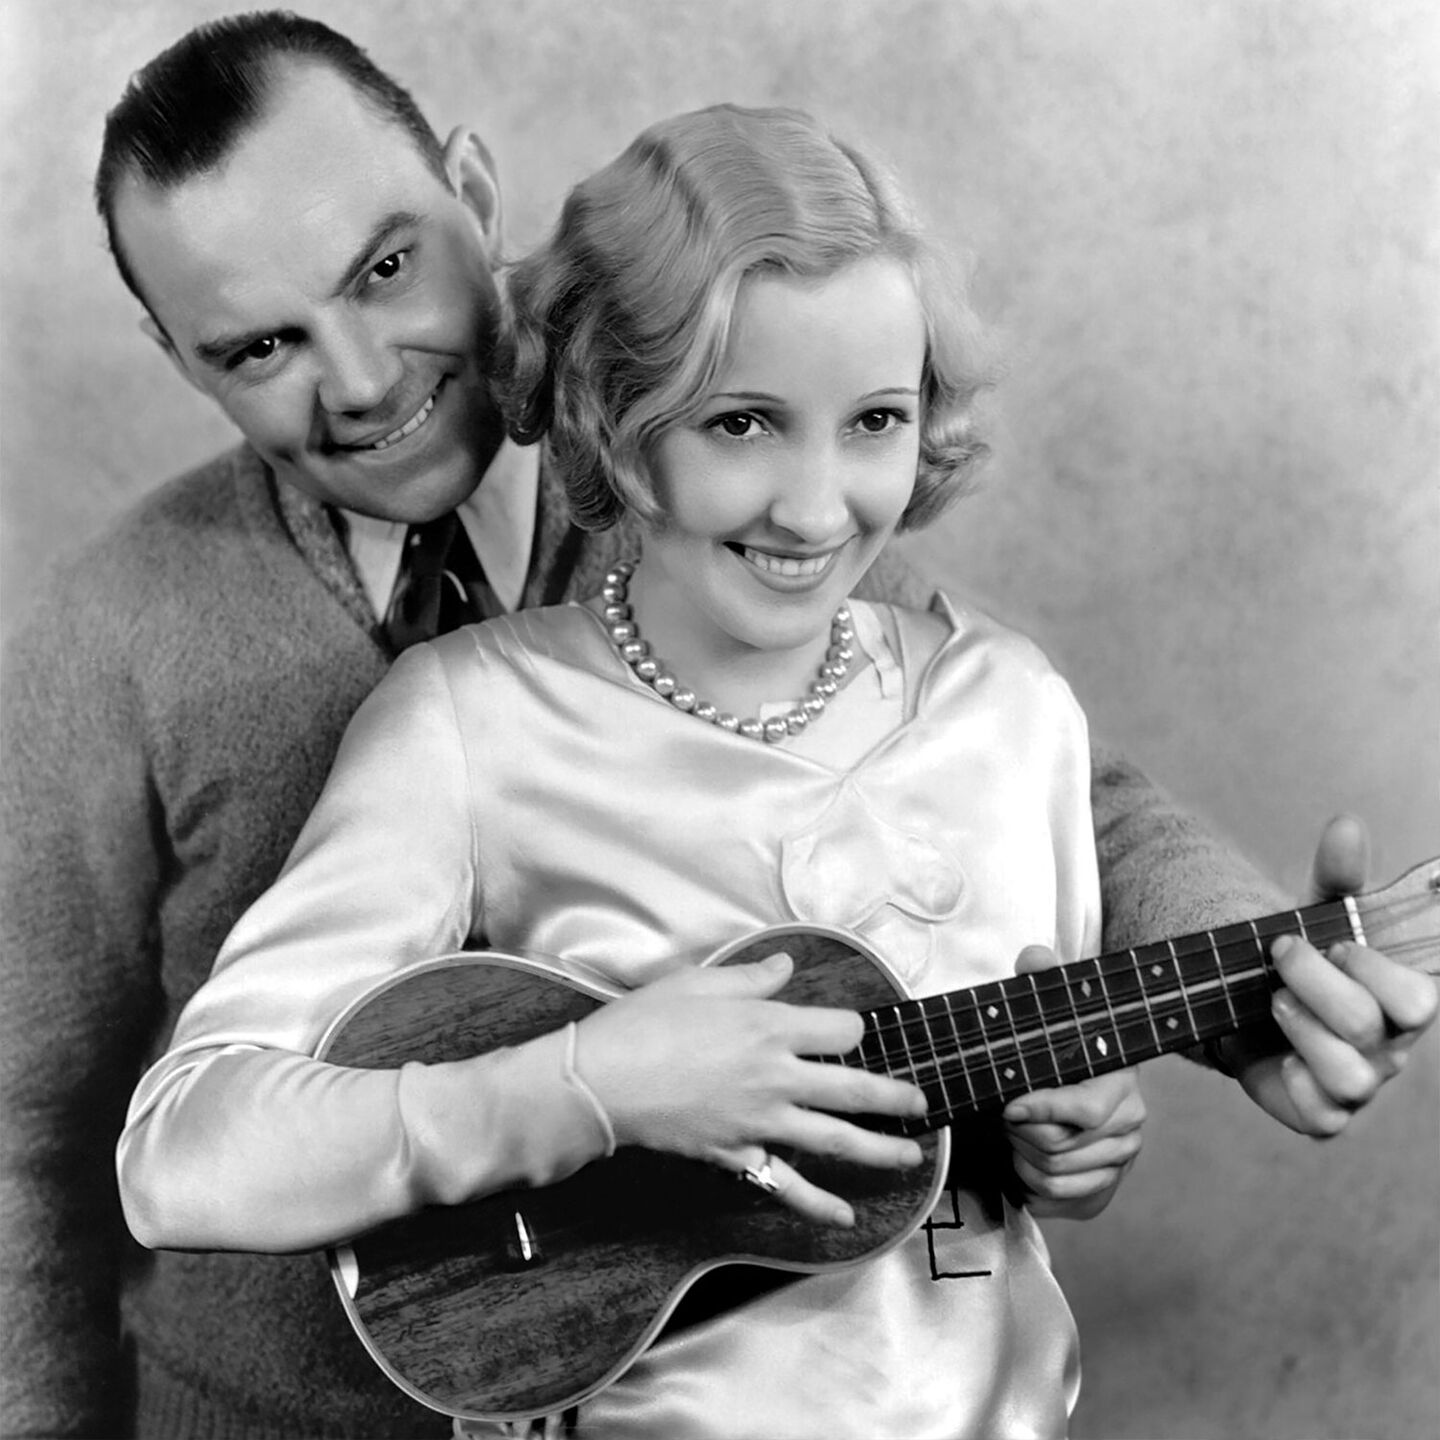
[
  {"xmin": 329, "ymin": 210, "xmax": 423, "ymax": 297},
  {"xmin": 191, "ymin": 211, "xmax": 424, "ymax": 368}
]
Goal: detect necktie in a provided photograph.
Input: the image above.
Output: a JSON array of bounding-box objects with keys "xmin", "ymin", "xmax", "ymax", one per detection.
[{"xmin": 384, "ymin": 513, "xmax": 497, "ymax": 651}]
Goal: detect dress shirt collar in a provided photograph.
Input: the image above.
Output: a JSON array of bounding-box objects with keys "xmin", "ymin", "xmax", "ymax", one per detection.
[{"xmin": 341, "ymin": 438, "xmax": 540, "ymax": 620}]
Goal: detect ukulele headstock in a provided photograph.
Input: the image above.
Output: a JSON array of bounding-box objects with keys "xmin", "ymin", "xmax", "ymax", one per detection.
[{"xmin": 1354, "ymin": 858, "xmax": 1440, "ymax": 977}]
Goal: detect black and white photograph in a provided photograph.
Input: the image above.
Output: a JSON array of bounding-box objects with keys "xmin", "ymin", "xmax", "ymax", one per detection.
[{"xmin": 2, "ymin": 3, "xmax": 1436, "ymax": 1437}]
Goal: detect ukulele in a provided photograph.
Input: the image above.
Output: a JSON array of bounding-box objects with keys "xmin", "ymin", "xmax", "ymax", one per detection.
[{"xmin": 316, "ymin": 857, "xmax": 1440, "ymax": 1424}]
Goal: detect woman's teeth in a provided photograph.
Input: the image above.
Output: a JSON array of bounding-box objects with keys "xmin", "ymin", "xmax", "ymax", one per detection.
[
  {"xmin": 742, "ymin": 547, "xmax": 830, "ymax": 578},
  {"xmin": 371, "ymin": 392, "xmax": 436, "ymax": 450}
]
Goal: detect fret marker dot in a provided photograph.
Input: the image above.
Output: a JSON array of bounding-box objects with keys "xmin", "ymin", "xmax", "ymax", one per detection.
[
  {"xmin": 1166, "ymin": 1017, "xmax": 1179, "ymax": 1030},
  {"xmin": 1081, "ymin": 979, "xmax": 1093, "ymax": 999},
  {"xmin": 1095, "ymin": 1036, "xmax": 1109, "ymax": 1057},
  {"xmin": 1151, "ymin": 965, "xmax": 1164, "ymax": 978},
  {"xmin": 1003, "ymin": 1067, "xmax": 1016, "ymax": 1081},
  {"xmin": 986, "ymin": 1005, "xmax": 1000, "ymax": 1020}
]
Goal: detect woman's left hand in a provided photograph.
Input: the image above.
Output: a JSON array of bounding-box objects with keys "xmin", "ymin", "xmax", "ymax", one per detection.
[{"xmin": 1001, "ymin": 945, "xmax": 1147, "ymax": 1220}]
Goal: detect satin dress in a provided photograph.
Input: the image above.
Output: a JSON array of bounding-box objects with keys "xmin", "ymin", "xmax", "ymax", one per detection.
[{"xmin": 122, "ymin": 596, "xmax": 1100, "ymax": 1439}]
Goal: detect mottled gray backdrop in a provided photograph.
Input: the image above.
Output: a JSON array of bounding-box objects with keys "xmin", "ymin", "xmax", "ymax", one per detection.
[{"xmin": 1, "ymin": 2, "xmax": 1436, "ymax": 1436}]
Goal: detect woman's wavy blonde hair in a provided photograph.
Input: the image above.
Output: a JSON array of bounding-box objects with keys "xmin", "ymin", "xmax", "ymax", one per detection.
[{"xmin": 498, "ymin": 104, "xmax": 992, "ymax": 532}]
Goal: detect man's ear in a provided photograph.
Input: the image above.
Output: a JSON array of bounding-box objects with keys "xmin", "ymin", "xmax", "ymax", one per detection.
[
  {"xmin": 140, "ymin": 315, "xmax": 207, "ymax": 396},
  {"xmin": 442, "ymin": 127, "xmax": 503, "ymax": 256}
]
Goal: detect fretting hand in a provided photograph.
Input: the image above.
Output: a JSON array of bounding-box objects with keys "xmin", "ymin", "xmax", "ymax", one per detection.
[
  {"xmin": 1218, "ymin": 815, "xmax": 1437, "ymax": 1136},
  {"xmin": 1002, "ymin": 945, "xmax": 1146, "ymax": 1219},
  {"xmin": 576, "ymin": 951, "xmax": 927, "ymax": 1227}
]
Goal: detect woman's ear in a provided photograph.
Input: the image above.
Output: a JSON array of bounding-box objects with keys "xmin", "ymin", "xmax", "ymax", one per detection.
[{"xmin": 441, "ymin": 127, "xmax": 503, "ymax": 256}]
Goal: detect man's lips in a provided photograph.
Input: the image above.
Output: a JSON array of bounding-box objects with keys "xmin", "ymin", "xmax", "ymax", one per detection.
[{"xmin": 331, "ymin": 385, "xmax": 440, "ymax": 452}]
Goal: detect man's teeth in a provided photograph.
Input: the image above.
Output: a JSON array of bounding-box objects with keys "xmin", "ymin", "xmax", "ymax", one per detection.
[
  {"xmin": 371, "ymin": 393, "xmax": 436, "ymax": 450},
  {"xmin": 742, "ymin": 547, "xmax": 830, "ymax": 578}
]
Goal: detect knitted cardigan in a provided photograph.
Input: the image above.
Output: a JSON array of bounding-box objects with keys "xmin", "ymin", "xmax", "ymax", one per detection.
[{"xmin": 0, "ymin": 444, "xmax": 1282, "ymax": 1439}]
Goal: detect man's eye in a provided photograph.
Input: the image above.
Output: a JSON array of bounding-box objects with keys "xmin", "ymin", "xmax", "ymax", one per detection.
[
  {"xmin": 231, "ymin": 336, "xmax": 280, "ymax": 368},
  {"xmin": 369, "ymin": 251, "xmax": 408, "ymax": 283}
]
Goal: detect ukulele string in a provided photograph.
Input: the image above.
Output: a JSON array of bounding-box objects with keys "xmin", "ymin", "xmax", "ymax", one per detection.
[{"xmin": 848, "ymin": 888, "xmax": 1439, "ymax": 1124}]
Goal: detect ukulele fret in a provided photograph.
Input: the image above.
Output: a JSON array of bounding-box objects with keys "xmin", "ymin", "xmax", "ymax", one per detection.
[
  {"xmin": 1207, "ymin": 929, "xmax": 1241, "ymax": 1031},
  {"xmin": 1165, "ymin": 939, "xmax": 1201, "ymax": 1046},
  {"xmin": 938, "ymin": 991, "xmax": 980, "ymax": 1113},
  {"xmin": 995, "ymin": 986, "xmax": 1034, "ymax": 1094},
  {"xmin": 967, "ymin": 986, "xmax": 1012, "ymax": 1107},
  {"xmin": 1003, "ymin": 971, "xmax": 1062, "ymax": 1091},
  {"xmin": 914, "ymin": 996, "xmax": 956, "ymax": 1118},
  {"xmin": 1131, "ymin": 948, "xmax": 1165, "ymax": 1053},
  {"xmin": 1089, "ymin": 949, "xmax": 1165, "ymax": 1063}
]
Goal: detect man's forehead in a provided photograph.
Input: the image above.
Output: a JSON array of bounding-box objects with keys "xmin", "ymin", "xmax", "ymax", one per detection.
[{"xmin": 115, "ymin": 67, "xmax": 454, "ymax": 339}]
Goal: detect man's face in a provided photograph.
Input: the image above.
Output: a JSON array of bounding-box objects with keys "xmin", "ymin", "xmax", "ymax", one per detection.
[{"xmin": 113, "ymin": 63, "xmax": 506, "ymax": 522}]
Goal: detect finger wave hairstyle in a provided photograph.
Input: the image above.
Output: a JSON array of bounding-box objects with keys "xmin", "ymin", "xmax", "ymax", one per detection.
[{"xmin": 500, "ymin": 104, "xmax": 993, "ymax": 533}]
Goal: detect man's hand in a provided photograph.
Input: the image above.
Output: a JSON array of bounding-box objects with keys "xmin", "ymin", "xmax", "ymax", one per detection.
[
  {"xmin": 1002, "ymin": 946, "xmax": 1146, "ymax": 1219},
  {"xmin": 1218, "ymin": 815, "xmax": 1438, "ymax": 1136}
]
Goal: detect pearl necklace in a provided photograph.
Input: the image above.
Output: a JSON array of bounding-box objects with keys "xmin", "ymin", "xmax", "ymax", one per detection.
[{"xmin": 600, "ymin": 561, "xmax": 855, "ymax": 743}]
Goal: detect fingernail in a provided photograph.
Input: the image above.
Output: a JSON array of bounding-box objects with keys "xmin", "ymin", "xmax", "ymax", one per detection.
[
  {"xmin": 1004, "ymin": 1102, "xmax": 1031, "ymax": 1123},
  {"xmin": 1273, "ymin": 990, "xmax": 1298, "ymax": 1022},
  {"xmin": 1271, "ymin": 935, "xmax": 1297, "ymax": 962},
  {"xmin": 833, "ymin": 1203, "xmax": 855, "ymax": 1228}
]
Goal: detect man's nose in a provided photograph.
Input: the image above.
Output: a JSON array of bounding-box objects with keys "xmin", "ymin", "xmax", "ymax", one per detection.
[{"xmin": 315, "ymin": 315, "xmax": 403, "ymax": 416}]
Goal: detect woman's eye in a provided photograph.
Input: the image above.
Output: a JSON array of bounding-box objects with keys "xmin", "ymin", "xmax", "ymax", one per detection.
[
  {"xmin": 857, "ymin": 409, "xmax": 900, "ymax": 434},
  {"xmin": 712, "ymin": 413, "xmax": 759, "ymax": 439}
]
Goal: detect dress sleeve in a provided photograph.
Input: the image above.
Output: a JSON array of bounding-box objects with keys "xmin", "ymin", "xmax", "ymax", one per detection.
[{"xmin": 117, "ymin": 643, "xmax": 613, "ymax": 1254}]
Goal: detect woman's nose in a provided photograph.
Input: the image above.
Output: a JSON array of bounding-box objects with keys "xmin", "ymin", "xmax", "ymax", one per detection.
[{"xmin": 767, "ymin": 446, "xmax": 850, "ymax": 541}]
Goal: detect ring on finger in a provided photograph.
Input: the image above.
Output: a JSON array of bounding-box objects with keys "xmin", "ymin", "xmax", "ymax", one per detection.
[{"xmin": 739, "ymin": 1153, "xmax": 781, "ymax": 1196}]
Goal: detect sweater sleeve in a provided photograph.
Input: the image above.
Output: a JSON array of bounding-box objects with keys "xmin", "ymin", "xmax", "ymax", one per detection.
[
  {"xmin": 0, "ymin": 580, "xmax": 162, "ymax": 1438},
  {"xmin": 117, "ymin": 643, "xmax": 613, "ymax": 1255}
]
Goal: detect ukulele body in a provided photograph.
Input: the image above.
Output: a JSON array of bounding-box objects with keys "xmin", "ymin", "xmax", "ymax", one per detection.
[{"xmin": 318, "ymin": 925, "xmax": 950, "ymax": 1422}]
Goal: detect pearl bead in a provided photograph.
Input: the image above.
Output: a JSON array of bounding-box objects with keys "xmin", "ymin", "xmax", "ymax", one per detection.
[{"xmin": 602, "ymin": 567, "xmax": 852, "ymax": 745}]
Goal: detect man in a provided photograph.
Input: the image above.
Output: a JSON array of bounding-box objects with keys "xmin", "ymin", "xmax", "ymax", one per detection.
[{"xmin": 1, "ymin": 13, "xmax": 1430, "ymax": 1438}]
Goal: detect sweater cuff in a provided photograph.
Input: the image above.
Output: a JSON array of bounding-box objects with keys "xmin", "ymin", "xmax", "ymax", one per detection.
[{"xmin": 396, "ymin": 1026, "xmax": 616, "ymax": 1206}]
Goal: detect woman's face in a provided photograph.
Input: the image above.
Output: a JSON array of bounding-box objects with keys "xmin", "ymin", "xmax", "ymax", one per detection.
[{"xmin": 636, "ymin": 256, "xmax": 926, "ymax": 672}]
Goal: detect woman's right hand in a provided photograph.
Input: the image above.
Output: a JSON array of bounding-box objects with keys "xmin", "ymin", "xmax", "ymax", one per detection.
[{"xmin": 574, "ymin": 952, "xmax": 927, "ymax": 1226}]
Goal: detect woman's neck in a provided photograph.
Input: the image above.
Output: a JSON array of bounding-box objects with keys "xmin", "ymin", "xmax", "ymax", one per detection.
[{"xmin": 600, "ymin": 565, "xmax": 863, "ymax": 720}]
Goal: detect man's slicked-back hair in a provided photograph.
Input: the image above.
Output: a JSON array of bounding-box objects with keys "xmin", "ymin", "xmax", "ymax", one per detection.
[{"xmin": 95, "ymin": 9, "xmax": 447, "ymax": 307}]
